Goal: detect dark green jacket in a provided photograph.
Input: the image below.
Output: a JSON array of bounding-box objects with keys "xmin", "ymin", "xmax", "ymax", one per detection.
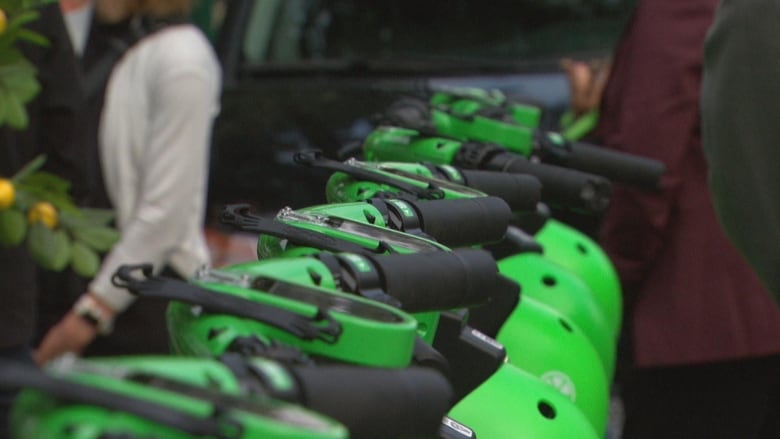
[{"xmin": 702, "ymin": 0, "xmax": 780, "ymax": 303}]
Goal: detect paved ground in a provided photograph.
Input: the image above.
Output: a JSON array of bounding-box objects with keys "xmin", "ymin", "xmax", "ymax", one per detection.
[{"xmin": 204, "ymin": 227, "xmax": 258, "ymax": 267}]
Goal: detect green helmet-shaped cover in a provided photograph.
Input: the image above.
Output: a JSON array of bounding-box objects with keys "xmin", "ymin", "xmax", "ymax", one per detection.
[
  {"xmin": 533, "ymin": 219, "xmax": 623, "ymax": 336},
  {"xmin": 498, "ymin": 252, "xmax": 616, "ymax": 379},
  {"xmin": 449, "ymin": 363, "xmax": 599, "ymax": 439},
  {"xmin": 11, "ymin": 356, "xmax": 347, "ymax": 439},
  {"xmin": 496, "ymin": 297, "xmax": 610, "ymax": 436}
]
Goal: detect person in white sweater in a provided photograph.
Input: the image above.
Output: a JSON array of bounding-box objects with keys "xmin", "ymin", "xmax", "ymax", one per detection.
[{"xmin": 35, "ymin": 0, "xmax": 221, "ymax": 363}]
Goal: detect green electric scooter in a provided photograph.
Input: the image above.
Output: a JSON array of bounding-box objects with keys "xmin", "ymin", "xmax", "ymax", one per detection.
[
  {"xmin": 360, "ymin": 128, "xmax": 624, "ymax": 336},
  {"xmin": 1, "ymin": 353, "xmax": 453, "ymax": 439},
  {"xmin": 219, "ymin": 201, "xmax": 609, "ymax": 436},
  {"xmin": 381, "ymin": 94, "xmax": 665, "ymax": 190},
  {"xmin": 295, "ymin": 152, "xmax": 618, "ymax": 376}
]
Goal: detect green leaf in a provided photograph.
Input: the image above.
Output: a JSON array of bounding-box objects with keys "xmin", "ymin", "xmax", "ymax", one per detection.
[
  {"xmin": 0, "ymin": 1, "xmax": 25, "ymax": 15},
  {"xmin": 27, "ymin": 223, "xmax": 71, "ymax": 271},
  {"xmin": 0, "ymin": 92, "xmax": 7, "ymax": 126},
  {"xmin": 51, "ymin": 229, "xmax": 72, "ymax": 271},
  {"xmin": 72, "ymin": 226, "xmax": 120, "ymax": 252},
  {"xmin": 0, "ymin": 0, "xmax": 54, "ymax": 17},
  {"xmin": 2, "ymin": 91, "xmax": 29, "ymax": 129},
  {"xmin": 60, "ymin": 208, "xmax": 115, "ymax": 230},
  {"xmin": 0, "ymin": 61, "xmax": 40, "ymax": 102},
  {"xmin": 0, "ymin": 40, "xmax": 41, "ymax": 131},
  {"xmin": 71, "ymin": 241, "xmax": 100, "ymax": 278},
  {"xmin": 80, "ymin": 208, "xmax": 116, "ymax": 226},
  {"xmin": 14, "ymin": 168, "xmax": 81, "ymax": 214},
  {"xmin": 10, "ymin": 154, "xmax": 45, "ymax": 182},
  {"xmin": 5, "ymin": 10, "xmax": 40, "ymax": 33},
  {"xmin": 15, "ymin": 185, "xmax": 78, "ymax": 213},
  {"xmin": 15, "ymin": 28, "xmax": 49, "ymax": 47},
  {"xmin": 0, "ymin": 208, "xmax": 27, "ymax": 247},
  {"xmin": 0, "ymin": 47, "xmax": 25, "ymax": 67},
  {"xmin": 19, "ymin": 171, "xmax": 71, "ymax": 194}
]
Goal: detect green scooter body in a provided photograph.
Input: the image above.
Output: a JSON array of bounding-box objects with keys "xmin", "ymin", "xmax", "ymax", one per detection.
[
  {"xmin": 257, "ymin": 206, "xmax": 450, "ymax": 260},
  {"xmin": 430, "ymin": 87, "xmax": 543, "ymax": 129},
  {"xmin": 448, "ymin": 362, "xmax": 599, "ymax": 439},
  {"xmin": 498, "ymin": 252, "xmax": 615, "ymax": 378},
  {"xmin": 430, "ymin": 103, "xmax": 535, "ymax": 155},
  {"xmin": 11, "ymin": 356, "xmax": 347, "ymax": 439},
  {"xmin": 252, "ymin": 208, "xmax": 447, "ymax": 344},
  {"xmin": 398, "ymin": 90, "xmax": 579, "ymax": 159},
  {"xmin": 360, "ymin": 131, "xmax": 622, "ymax": 333},
  {"xmin": 270, "ymin": 201, "xmax": 610, "ymax": 433},
  {"xmin": 496, "ymin": 297, "xmax": 609, "ymax": 435},
  {"xmin": 214, "ymin": 257, "xmax": 441, "ymax": 344},
  {"xmin": 325, "ymin": 161, "xmax": 482, "ymax": 203},
  {"xmin": 533, "ymin": 219, "xmax": 622, "ymax": 336},
  {"xmin": 364, "ymin": 127, "xmax": 462, "ymax": 165},
  {"xmin": 324, "ymin": 164, "xmax": 617, "ymax": 375},
  {"xmin": 167, "ymin": 273, "xmax": 418, "ymax": 368}
]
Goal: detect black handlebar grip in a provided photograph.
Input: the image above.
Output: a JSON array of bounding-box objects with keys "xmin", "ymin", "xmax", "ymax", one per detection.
[
  {"xmin": 365, "ymin": 248, "xmax": 503, "ymax": 312},
  {"xmin": 458, "ymin": 169, "xmax": 542, "ymax": 213},
  {"xmin": 545, "ymin": 140, "xmax": 666, "ymax": 190},
  {"xmin": 290, "ymin": 366, "xmax": 453, "ymax": 439},
  {"xmin": 486, "ymin": 152, "xmax": 612, "ymax": 214},
  {"xmin": 404, "ymin": 196, "xmax": 511, "ymax": 247}
]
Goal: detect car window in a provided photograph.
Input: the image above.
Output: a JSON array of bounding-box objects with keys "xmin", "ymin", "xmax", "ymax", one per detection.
[{"xmin": 240, "ymin": 0, "xmax": 637, "ymax": 67}]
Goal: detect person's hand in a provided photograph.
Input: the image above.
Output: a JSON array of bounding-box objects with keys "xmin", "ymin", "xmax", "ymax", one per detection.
[
  {"xmin": 560, "ymin": 58, "xmax": 612, "ymax": 116},
  {"xmin": 34, "ymin": 293, "xmax": 116, "ymax": 365},
  {"xmin": 34, "ymin": 310, "xmax": 98, "ymax": 365}
]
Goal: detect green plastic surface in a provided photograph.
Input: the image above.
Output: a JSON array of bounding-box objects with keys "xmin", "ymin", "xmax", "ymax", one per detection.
[
  {"xmin": 449, "ymin": 363, "xmax": 599, "ymax": 439},
  {"xmin": 364, "ymin": 127, "xmax": 462, "ymax": 164},
  {"xmin": 534, "ymin": 219, "xmax": 623, "ymax": 336},
  {"xmin": 11, "ymin": 357, "xmax": 347, "ymax": 439},
  {"xmin": 432, "ymin": 108, "xmax": 535, "ymax": 155},
  {"xmin": 167, "ymin": 279, "xmax": 418, "ymax": 368},
  {"xmin": 498, "ymin": 252, "xmax": 616, "ymax": 378},
  {"xmin": 496, "ymin": 297, "xmax": 610, "ymax": 436},
  {"xmin": 325, "ymin": 165, "xmax": 617, "ymax": 374},
  {"xmin": 219, "ymin": 257, "xmax": 442, "ymax": 344}
]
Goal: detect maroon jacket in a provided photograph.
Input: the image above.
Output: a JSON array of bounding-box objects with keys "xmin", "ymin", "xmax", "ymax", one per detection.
[{"xmin": 595, "ymin": 0, "xmax": 780, "ymax": 367}]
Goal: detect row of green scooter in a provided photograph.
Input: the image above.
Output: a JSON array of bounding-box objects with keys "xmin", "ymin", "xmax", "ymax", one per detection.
[{"xmin": 1, "ymin": 87, "xmax": 665, "ymax": 438}]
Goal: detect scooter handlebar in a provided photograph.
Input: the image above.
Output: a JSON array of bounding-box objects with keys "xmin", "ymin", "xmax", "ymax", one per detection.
[
  {"xmin": 486, "ymin": 152, "xmax": 612, "ymax": 214},
  {"xmin": 363, "ymin": 248, "xmax": 508, "ymax": 312},
  {"xmin": 402, "ymin": 196, "xmax": 511, "ymax": 247},
  {"xmin": 457, "ymin": 169, "xmax": 542, "ymax": 212},
  {"xmin": 290, "ymin": 365, "xmax": 453, "ymax": 439},
  {"xmin": 539, "ymin": 136, "xmax": 666, "ymax": 190}
]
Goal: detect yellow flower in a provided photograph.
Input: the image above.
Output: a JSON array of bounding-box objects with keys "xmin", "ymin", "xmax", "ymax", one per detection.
[
  {"xmin": 0, "ymin": 9, "xmax": 6, "ymax": 35},
  {"xmin": 28, "ymin": 202, "xmax": 59, "ymax": 229},
  {"xmin": 0, "ymin": 179, "xmax": 15, "ymax": 210}
]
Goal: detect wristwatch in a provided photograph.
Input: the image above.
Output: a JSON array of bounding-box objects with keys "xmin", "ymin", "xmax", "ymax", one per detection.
[{"xmin": 74, "ymin": 294, "xmax": 114, "ymax": 335}]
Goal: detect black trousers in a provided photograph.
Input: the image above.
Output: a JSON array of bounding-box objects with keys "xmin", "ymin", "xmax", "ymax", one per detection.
[
  {"xmin": 621, "ymin": 354, "xmax": 780, "ymax": 439},
  {"xmin": 0, "ymin": 346, "xmax": 34, "ymax": 439}
]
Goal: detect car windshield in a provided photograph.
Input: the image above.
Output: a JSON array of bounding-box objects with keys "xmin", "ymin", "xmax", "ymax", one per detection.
[{"xmin": 242, "ymin": 0, "xmax": 637, "ymax": 68}]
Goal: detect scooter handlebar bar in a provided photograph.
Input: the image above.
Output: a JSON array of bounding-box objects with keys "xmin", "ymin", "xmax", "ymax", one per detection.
[
  {"xmin": 457, "ymin": 169, "xmax": 542, "ymax": 212},
  {"xmin": 290, "ymin": 365, "xmax": 453, "ymax": 439},
  {"xmin": 403, "ymin": 196, "xmax": 511, "ymax": 247},
  {"xmin": 364, "ymin": 248, "xmax": 507, "ymax": 312}
]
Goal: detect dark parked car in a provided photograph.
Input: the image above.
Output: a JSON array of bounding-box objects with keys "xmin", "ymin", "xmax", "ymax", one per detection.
[{"xmin": 204, "ymin": 0, "xmax": 637, "ymax": 217}]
